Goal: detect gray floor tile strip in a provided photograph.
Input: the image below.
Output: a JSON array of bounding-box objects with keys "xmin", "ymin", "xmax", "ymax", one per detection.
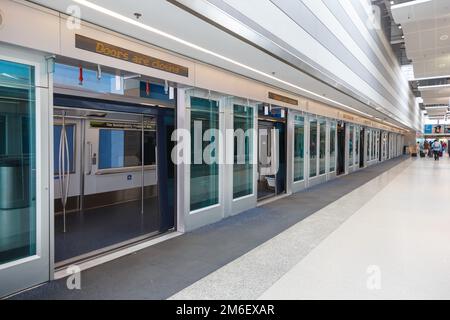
[
  {"xmin": 11, "ymin": 157, "xmax": 408, "ymax": 300},
  {"xmin": 170, "ymin": 160, "xmax": 412, "ymax": 300}
]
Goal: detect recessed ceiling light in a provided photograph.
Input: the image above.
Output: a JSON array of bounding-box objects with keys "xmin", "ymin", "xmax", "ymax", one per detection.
[
  {"xmin": 391, "ymin": 0, "xmax": 432, "ymax": 10},
  {"xmin": 419, "ymin": 83, "xmax": 450, "ymax": 90},
  {"xmin": 398, "ymin": 25, "xmax": 402, "ymax": 29},
  {"xmin": 440, "ymin": 35, "xmax": 449, "ymax": 41},
  {"xmin": 414, "ymin": 74, "xmax": 450, "ymax": 80}
]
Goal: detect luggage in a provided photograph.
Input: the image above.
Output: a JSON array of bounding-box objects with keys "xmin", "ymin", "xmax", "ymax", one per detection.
[
  {"xmin": 420, "ymin": 151, "xmax": 425, "ymax": 158},
  {"xmin": 411, "ymin": 153, "xmax": 417, "ymax": 157}
]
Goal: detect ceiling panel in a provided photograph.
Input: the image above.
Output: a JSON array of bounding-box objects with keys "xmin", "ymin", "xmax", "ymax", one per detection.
[{"xmin": 393, "ymin": 0, "xmax": 450, "ymax": 79}]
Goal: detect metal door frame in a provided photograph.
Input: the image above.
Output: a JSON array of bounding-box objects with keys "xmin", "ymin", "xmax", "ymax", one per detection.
[
  {"xmin": 52, "ymin": 106, "xmax": 162, "ymax": 267},
  {"xmin": 227, "ymin": 98, "xmax": 258, "ymax": 216},
  {"xmin": 257, "ymin": 119, "xmax": 278, "ymax": 200},
  {"xmin": 0, "ymin": 46, "xmax": 51, "ymax": 297},
  {"xmin": 289, "ymin": 110, "xmax": 307, "ymax": 193}
]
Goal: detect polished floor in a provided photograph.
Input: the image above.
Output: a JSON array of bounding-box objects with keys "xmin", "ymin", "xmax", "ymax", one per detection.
[
  {"xmin": 10, "ymin": 157, "xmax": 409, "ymax": 299},
  {"xmin": 259, "ymin": 156, "xmax": 450, "ymax": 299},
  {"xmin": 175, "ymin": 156, "xmax": 450, "ymax": 300},
  {"xmin": 55, "ymin": 198, "xmax": 160, "ymax": 263},
  {"xmin": 12, "ymin": 156, "xmax": 427, "ymax": 300}
]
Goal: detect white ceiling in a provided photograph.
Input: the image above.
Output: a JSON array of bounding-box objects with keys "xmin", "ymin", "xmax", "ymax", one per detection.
[
  {"xmin": 392, "ymin": 0, "xmax": 450, "ymax": 78},
  {"xmin": 425, "ymin": 105, "xmax": 448, "ymax": 115},
  {"xmin": 27, "ymin": 0, "xmax": 413, "ymax": 129},
  {"xmin": 424, "ymin": 105, "xmax": 449, "ymax": 121},
  {"xmin": 392, "ymin": 0, "xmax": 450, "ymax": 121},
  {"xmin": 420, "ymin": 85, "xmax": 450, "ymax": 104}
]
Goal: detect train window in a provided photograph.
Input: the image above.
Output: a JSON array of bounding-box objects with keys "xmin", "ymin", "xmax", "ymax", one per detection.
[
  {"xmin": 53, "ymin": 124, "xmax": 76, "ymax": 175},
  {"xmin": 54, "ymin": 63, "xmax": 124, "ymax": 95},
  {"xmin": 98, "ymin": 129, "xmax": 156, "ymax": 169}
]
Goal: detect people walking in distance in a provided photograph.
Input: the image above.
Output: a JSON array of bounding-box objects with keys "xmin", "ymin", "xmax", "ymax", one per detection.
[
  {"xmin": 419, "ymin": 141, "xmax": 425, "ymax": 158},
  {"xmin": 448, "ymin": 140, "xmax": 450, "ymax": 158},
  {"xmin": 428, "ymin": 140, "xmax": 432, "ymax": 157},
  {"xmin": 432, "ymin": 139, "xmax": 442, "ymax": 161},
  {"xmin": 424, "ymin": 140, "xmax": 430, "ymax": 157}
]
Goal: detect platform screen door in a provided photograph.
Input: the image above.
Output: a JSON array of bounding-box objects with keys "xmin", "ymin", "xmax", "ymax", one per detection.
[{"xmin": 0, "ymin": 52, "xmax": 50, "ymax": 297}]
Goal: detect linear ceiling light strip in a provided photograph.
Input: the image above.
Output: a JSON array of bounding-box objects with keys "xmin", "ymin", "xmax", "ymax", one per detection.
[
  {"xmin": 73, "ymin": 0, "xmax": 407, "ymax": 131},
  {"xmin": 391, "ymin": 0, "xmax": 432, "ymax": 10}
]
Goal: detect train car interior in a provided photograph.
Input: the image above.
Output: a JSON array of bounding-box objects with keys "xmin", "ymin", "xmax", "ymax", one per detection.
[{"xmin": 52, "ymin": 61, "xmax": 176, "ymax": 267}]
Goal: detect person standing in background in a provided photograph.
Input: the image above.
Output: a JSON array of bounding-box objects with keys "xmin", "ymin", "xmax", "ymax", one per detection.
[
  {"xmin": 424, "ymin": 140, "xmax": 430, "ymax": 157},
  {"xmin": 432, "ymin": 139, "xmax": 442, "ymax": 161},
  {"xmin": 448, "ymin": 140, "xmax": 450, "ymax": 157},
  {"xmin": 419, "ymin": 141, "xmax": 425, "ymax": 158}
]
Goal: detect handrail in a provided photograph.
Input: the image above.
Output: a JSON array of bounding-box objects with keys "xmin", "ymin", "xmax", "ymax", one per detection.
[
  {"xmin": 64, "ymin": 125, "xmax": 70, "ymax": 220},
  {"xmin": 58, "ymin": 112, "xmax": 70, "ymax": 233}
]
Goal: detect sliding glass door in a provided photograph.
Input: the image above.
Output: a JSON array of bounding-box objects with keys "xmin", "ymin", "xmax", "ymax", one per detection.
[
  {"xmin": 349, "ymin": 125, "xmax": 354, "ymax": 168},
  {"xmin": 329, "ymin": 122, "xmax": 336, "ymax": 173},
  {"xmin": 355, "ymin": 127, "xmax": 360, "ymax": 167},
  {"xmin": 190, "ymin": 97, "xmax": 220, "ymax": 211},
  {"xmin": 319, "ymin": 119, "xmax": 326, "ymax": 175},
  {"xmin": 309, "ymin": 119, "xmax": 318, "ymax": 178},
  {"xmin": 0, "ymin": 61, "xmax": 37, "ymax": 266},
  {"xmin": 233, "ymin": 104, "xmax": 253, "ymax": 199},
  {"xmin": 294, "ymin": 116, "xmax": 305, "ymax": 182},
  {"xmin": 0, "ymin": 53, "xmax": 50, "ymax": 297}
]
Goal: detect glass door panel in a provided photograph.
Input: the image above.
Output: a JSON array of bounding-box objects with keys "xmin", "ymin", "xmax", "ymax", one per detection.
[
  {"xmin": 309, "ymin": 120, "xmax": 318, "ymax": 178},
  {"xmin": 0, "ymin": 56, "xmax": 49, "ymax": 298},
  {"xmin": 349, "ymin": 125, "xmax": 354, "ymax": 167},
  {"xmin": 190, "ymin": 97, "xmax": 219, "ymax": 211},
  {"xmin": 53, "ymin": 108, "xmax": 160, "ymax": 266},
  {"xmin": 0, "ymin": 60, "xmax": 36, "ymax": 265},
  {"xmin": 294, "ymin": 116, "xmax": 305, "ymax": 181},
  {"xmin": 330, "ymin": 122, "xmax": 336, "ymax": 172},
  {"xmin": 319, "ymin": 119, "xmax": 326, "ymax": 175},
  {"xmin": 233, "ymin": 104, "xmax": 253, "ymax": 199},
  {"xmin": 355, "ymin": 127, "xmax": 360, "ymax": 166}
]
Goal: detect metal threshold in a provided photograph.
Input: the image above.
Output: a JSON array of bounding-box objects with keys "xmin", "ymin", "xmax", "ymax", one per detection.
[{"xmin": 54, "ymin": 231, "xmax": 182, "ymax": 280}]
